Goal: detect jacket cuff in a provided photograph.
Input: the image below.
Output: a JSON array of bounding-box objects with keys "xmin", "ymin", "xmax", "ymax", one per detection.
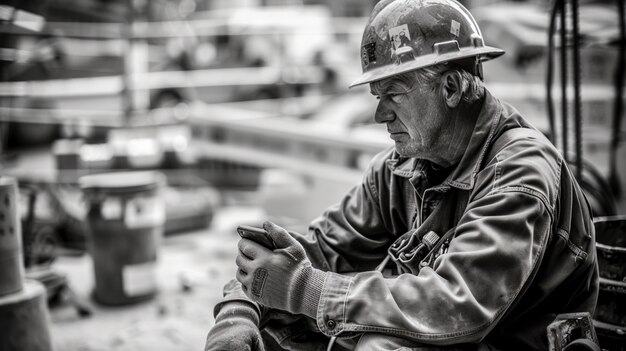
[{"xmin": 316, "ymin": 272, "xmax": 353, "ymax": 337}]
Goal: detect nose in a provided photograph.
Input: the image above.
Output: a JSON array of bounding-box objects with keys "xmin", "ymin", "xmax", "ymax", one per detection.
[{"xmin": 374, "ymin": 99, "xmax": 395, "ymax": 124}]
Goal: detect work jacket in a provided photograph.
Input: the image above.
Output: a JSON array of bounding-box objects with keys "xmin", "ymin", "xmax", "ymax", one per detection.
[{"xmin": 219, "ymin": 90, "xmax": 599, "ymax": 350}]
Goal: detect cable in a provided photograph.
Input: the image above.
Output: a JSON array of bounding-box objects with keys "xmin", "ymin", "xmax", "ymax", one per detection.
[
  {"xmin": 546, "ymin": 0, "xmax": 560, "ymax": 143},
  {"xmin": 560, "ymin": 0, "xmax": 569, "ymax": 161},
  {"xmin": 608, "ymin": 0, "xmax": 625, "ymax": 198},
  {"xmin": 567, "ymin": 156, "xmax": 617, "ymax": 216},
  {"xmin": 571, "ymin": 0, "xmax": 582, "ymax": 180},
  {"xmin": 326, "ymin": 336, "xmax": 337, "ymax": 351}
]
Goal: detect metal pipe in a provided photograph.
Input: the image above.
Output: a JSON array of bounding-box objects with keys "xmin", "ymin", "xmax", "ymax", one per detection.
[
  {"xmin": 572, "ymin": 0, "xmax": 582, "ymax": 180},
  {"xmin": 609, "ymin": 0, "xmax": 625, "ymax": 198},
  {"xmin": 560, "ymin": 0, "xmax": 569, "ymax": 160},
  {"xmin": 546, "ymin": 0, "xmax": 561, "ymax": 143}
]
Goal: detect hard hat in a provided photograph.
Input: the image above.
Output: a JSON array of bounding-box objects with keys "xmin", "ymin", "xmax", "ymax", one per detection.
[{"xmin": 349, "ymin": 0, "xmax": 504, "ymax": 88}]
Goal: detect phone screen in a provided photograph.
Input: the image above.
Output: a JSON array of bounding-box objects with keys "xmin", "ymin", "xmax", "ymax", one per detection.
[{"xmin": 237, "ymin": 225, "xmax": 276, "ymax": 249}]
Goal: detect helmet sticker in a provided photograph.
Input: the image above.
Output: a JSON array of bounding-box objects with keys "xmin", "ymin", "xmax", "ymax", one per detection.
[
  {"xmin": 362, "ymin": 42, "xmax": 377, "ymax": 67},
  {"xmin": 351, "ymin": 0, "xmax": 504, "ymax": 87},
  {"xmin": 389, "ymin": 24, "xmax": 411, "ymax": 51},
  {"xmin": 450, "ymin": 20, "xmax": 460, "ymax": 37}
]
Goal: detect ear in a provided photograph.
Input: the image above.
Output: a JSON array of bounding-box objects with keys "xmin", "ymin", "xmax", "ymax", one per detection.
[{"xmin": 440, "ymin": 71, "xmax": 463, "ymax": 108}]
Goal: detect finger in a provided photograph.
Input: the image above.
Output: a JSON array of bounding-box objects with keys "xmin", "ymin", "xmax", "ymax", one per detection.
[
  {"xmin": 236, "ymin": 268, "xmax": 249, "ymax": 288},
  {"xmin": 238, "ymin": 238, "xmax": 270, "ymax": 259},
  {"xmin": 262, "ymin": 221, "xmax": 296, "ymax": 249},
  {"xmin": 235, "ymin": 253, "xmax": 250, "ymax": 272}
]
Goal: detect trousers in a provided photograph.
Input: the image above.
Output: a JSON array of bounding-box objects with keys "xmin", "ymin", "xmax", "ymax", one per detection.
[{"xmin": 261, "ymin": 327, "xmax": 499, "ymax": 351}]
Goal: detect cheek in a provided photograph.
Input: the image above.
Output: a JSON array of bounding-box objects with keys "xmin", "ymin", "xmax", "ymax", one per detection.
[
  {"xmin": 404, "ymin": 105, "xmax": 430, "ymax": 135},
  {"xmin": 420, "ymin": 100, "xmax": 446, "ymax": 132},
  {"xmin": 407, "ymin": 105, "xmax": 445, "ymax": 144}
]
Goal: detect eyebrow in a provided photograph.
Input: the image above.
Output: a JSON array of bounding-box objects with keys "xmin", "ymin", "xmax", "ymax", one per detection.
[
  {"xmin": 371, "ymin": 80, "xmax": 395, "ymax": 95},
  {"xmin": 370, "ymin": 81, "xmax": 409, "ymax": 96},
  {"xmin": 369, "ymin": 83, "xmax": 382, "ymax": 96}
]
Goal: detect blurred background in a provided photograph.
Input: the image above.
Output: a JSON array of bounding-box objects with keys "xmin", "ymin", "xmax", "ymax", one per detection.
[{"xmin": 0, "ymin": 0, "xmax": 624, "ymax": 350}]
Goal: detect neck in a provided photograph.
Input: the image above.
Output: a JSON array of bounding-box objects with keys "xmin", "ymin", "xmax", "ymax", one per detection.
[{"xmin": 438, "ymin": 97, "xmax": 483, "ymax": 168}]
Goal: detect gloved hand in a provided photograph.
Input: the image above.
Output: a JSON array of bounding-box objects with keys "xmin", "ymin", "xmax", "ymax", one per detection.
[
  {"xmin": 235, "ymin": 221, "xmax": 327, "ymax": 318},
  {"xmin": 204, "ymin": 301, "xmax": 265, "ymax": 351}
]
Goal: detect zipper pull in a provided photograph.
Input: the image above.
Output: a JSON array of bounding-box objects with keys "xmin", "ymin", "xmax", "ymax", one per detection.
[
  {"xmin": 426, "ymin": 238, "xmax": 451, "ymax": 267},
  {"xmin": 439, "ymin": 239, "xmax": 451, "ymax": 256}
]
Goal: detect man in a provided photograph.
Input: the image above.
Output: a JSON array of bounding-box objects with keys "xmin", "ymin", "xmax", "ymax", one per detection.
[{"xmin": 205, "ymin": 0, "xmax": 599, "ymax": 350}]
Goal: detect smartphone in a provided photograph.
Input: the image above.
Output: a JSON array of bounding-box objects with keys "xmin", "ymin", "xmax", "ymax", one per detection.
[{"xmin": 237, "ymin": 225, "xmax": 276, "ymax": 249}]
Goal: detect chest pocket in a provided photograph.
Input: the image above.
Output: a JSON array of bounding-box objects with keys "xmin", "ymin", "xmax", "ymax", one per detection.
[
  {"xmin": 389, "ymin": 189, "xmax": 470, "ymax": 275},
  {"xmin": 387, "ymin": 128, "xmax": 529, "ymax": 275}
]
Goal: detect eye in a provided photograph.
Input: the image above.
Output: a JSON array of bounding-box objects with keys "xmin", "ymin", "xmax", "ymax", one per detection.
[
  {"xmin": 389, "ymin": 94, "xmax": 404, "ymax": 103},
  {"xmin": 373, "ymin": 93, "xmax": 400, "ymax": 102}
]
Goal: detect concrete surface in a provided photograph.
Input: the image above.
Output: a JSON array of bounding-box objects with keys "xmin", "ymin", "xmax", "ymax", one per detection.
[{"xmin": 48, "ymin": 205, "xmax": 267, "ymax": 351}]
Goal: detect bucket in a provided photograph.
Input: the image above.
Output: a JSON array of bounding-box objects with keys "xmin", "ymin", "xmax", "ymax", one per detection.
[
  {"xmin": 80, "ymin": 171, "xmax": 165, "ymax": 305},
  {"xmin": 0, "ymin": 177, "xmax": 24, "ymax": 297},
  {"xmin": 0, "ymin": 280, "xmax": 52, "ymax": 351}
]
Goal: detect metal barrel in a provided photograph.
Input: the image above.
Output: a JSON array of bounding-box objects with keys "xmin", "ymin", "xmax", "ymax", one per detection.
[
  {"xmin": 595, "ymin": 278, "xmax": 626, "ymax": 326},
  {"xmin": 0, "ymin": 177, "xmax": 25, "ymax": 297},
  {"xmin": 0, "ymin": 280, "xmax": 52, "ymax": 351},
  {"xmin": 80, "ymin": 171, "xmax": 165, "ymax": 305},
  {"xmin": 595, "ymin": 215, "xmax": 626, "ymax": 281},
  {"xmin": 593, "ymin": 215, "xmax": 626, "ymax": 351},
  {"xmin": 594, "ymin": 319, "xmax": 626, "ymax": 351}
]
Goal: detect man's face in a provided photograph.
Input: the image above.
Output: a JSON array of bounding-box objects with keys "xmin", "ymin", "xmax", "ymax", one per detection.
[{"xmin": 371, "ymin": 76, "xmax": 451, "ymax": 164}]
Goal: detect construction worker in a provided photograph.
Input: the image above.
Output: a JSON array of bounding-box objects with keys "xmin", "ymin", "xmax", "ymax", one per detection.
[{"xmin": 205, "ymin": 0, "xmax": 599, "ymax": 350}]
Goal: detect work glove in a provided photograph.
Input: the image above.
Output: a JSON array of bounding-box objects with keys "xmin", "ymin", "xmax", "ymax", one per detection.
[
  {"xmin": 204, "ymin": 301, "xmax": 265, "ymax": 351},
  {"xmin": 235, "ymin": 221, "xmax": 327, "ymax": 318}
]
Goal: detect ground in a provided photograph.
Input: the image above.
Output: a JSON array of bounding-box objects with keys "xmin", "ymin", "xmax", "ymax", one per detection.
[{"xmin": 48, "ymin": 204, "xmax": 267, "ymax": 351}]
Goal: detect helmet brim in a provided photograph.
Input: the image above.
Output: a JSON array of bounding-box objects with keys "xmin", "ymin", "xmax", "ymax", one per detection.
[{"xmin": 348, "ymin": 46, "xmax": 505, "ymax": 88}]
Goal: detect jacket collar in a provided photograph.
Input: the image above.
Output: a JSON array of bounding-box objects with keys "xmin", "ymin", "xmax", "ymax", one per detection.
[{"xmin": 385, "ymin": 89, "xmax": 503, "ymax": 190}]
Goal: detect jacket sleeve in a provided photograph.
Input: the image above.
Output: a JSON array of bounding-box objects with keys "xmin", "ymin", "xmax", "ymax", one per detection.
[
  {"xmin": 290, "ymin": 149, "xmax": 396, "ymax": 273},
  {"xmin": 313, "ymin": 141, "xmax": 560, "ymax": 345},
  {"xmin": 213, "ymin": 279, "xmax": 263, "ymax": 318},
  {"xmin": 218, "ymin": 149, "xmax": 396, "ymax": 316}
]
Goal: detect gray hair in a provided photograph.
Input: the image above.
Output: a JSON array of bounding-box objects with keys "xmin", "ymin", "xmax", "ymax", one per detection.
[{"xmin": 377, "ymin": 64, "xmax": 484, "ymax": 104}]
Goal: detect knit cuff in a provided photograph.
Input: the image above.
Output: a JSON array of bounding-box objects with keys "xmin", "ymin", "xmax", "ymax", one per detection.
[{"xmin": 293, "ymin": 266, "xmax": 327, "ymax": 319}]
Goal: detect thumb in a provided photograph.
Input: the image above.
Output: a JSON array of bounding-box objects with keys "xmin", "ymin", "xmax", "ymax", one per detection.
[{"xmin": 263, "ymin": 221, "xmax": 295, "ymax": 249}]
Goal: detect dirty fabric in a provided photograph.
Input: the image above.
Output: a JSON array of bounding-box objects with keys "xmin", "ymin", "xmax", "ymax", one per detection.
[{"xmin": 220, "ymin": 90, "xmax": 599, "ymax": 351}]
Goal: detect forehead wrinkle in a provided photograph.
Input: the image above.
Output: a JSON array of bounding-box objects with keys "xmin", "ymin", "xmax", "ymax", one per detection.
[{"xmin": 371, "ymin": 77, "xmax": 412, "ymax": 95}]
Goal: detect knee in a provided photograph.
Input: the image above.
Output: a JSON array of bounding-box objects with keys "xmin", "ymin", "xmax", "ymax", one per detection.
[{"xmin": 355, "ymin": 333, "xmax": 427, "ymax": 351}]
